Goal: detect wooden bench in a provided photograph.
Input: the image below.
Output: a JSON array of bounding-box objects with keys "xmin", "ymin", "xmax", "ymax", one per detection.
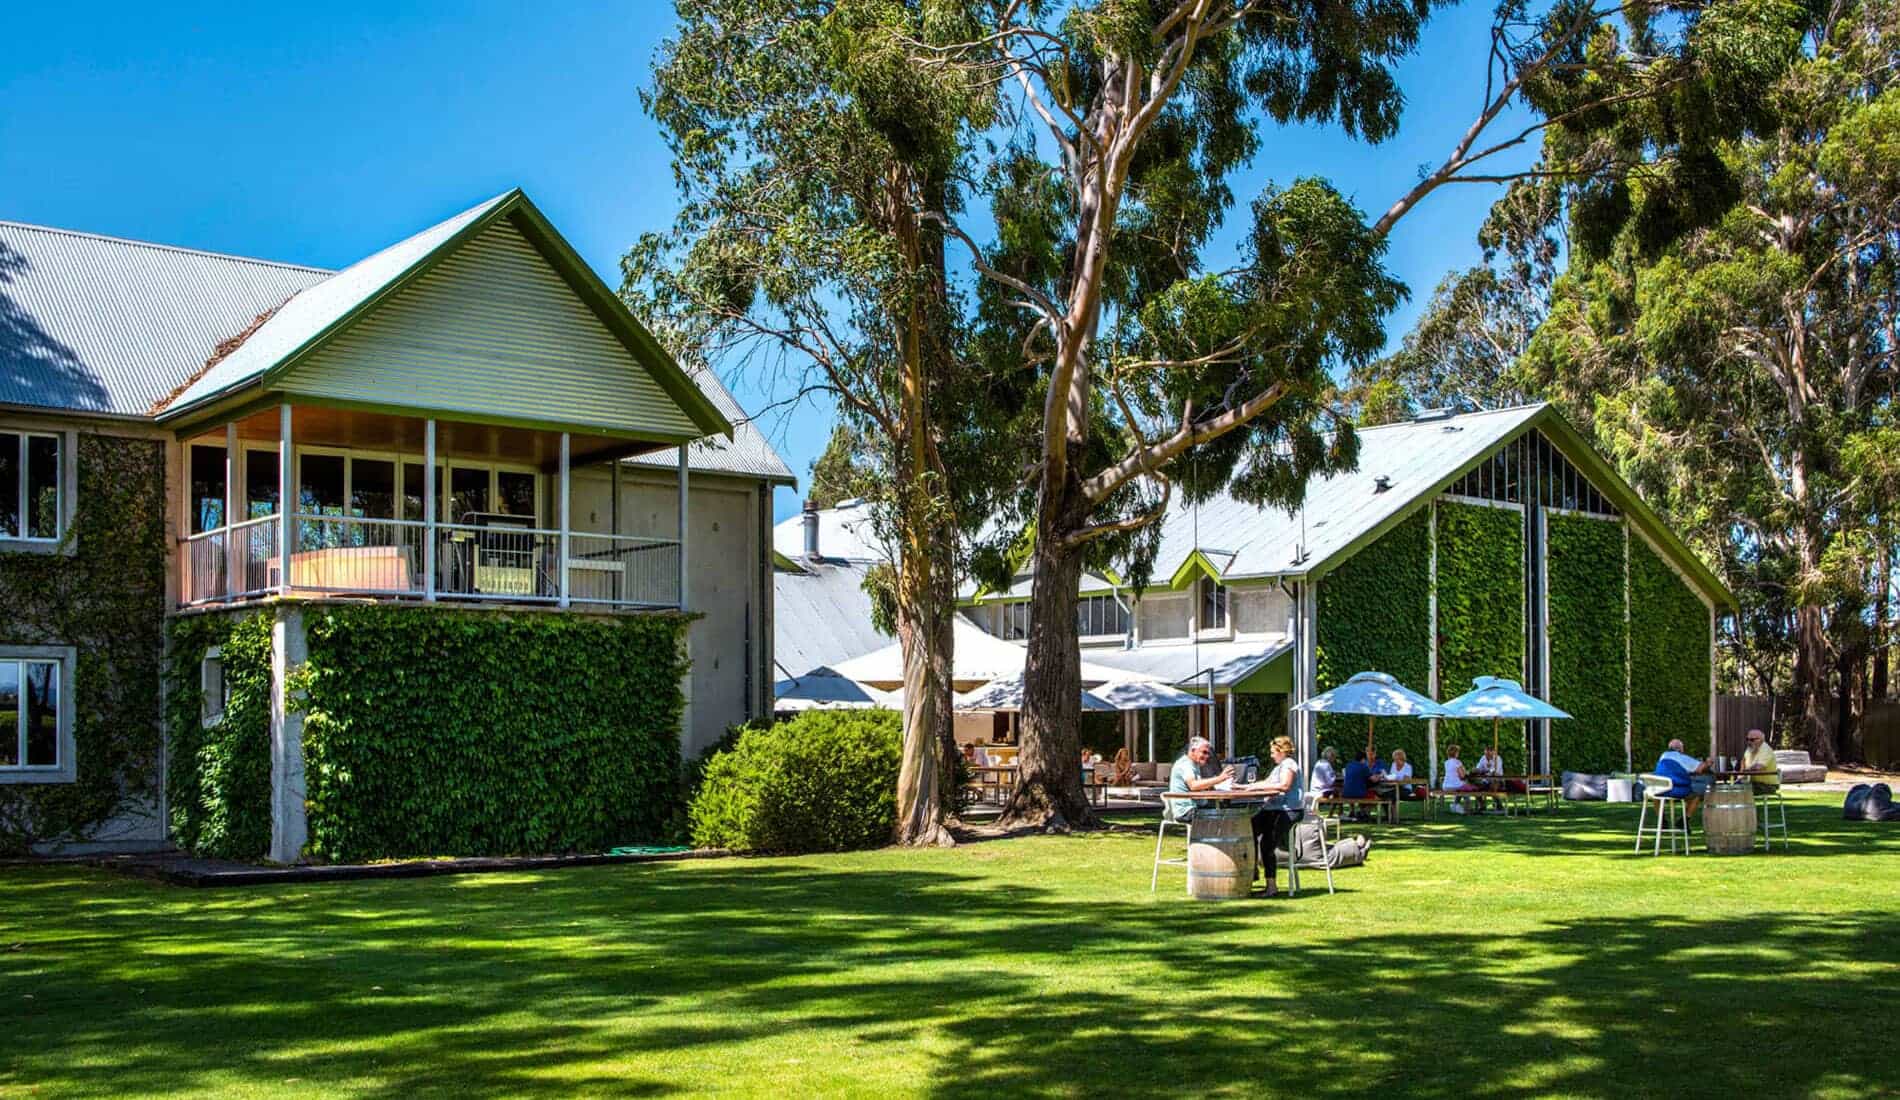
[
  {"xmin": 1427, "ymin": 787, "xmax": 1511, "ymax": 820},
  {"xmin": 1318, "ymin": 793, "xmax": 1394, "ymax": 824}
]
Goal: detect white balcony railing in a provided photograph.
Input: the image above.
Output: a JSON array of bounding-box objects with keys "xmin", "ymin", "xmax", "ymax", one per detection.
[{"xmin": 178, "ymin": 513, "xmax": 682, "ymax": 611}]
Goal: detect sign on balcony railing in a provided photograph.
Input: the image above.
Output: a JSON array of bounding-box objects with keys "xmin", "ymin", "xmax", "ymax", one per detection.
[{"xmin": 179, "ymin": 514, "xmax": 681, "ymax": 610}]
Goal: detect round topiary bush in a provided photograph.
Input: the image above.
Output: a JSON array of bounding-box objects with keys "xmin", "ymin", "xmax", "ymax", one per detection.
[{"xmin": 689, "ymin": 710, "xmax": 901, "ymax": 853}]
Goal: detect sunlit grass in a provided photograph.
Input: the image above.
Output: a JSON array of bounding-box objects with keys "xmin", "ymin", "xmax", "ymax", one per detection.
[{"xmin": 2, "ymin": 795, "xmax": 1895, "ymax": 1098}]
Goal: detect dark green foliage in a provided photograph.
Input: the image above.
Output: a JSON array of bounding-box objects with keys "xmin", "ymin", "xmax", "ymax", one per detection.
[
  {"xmin": 1630, "ymin": 537, "xmax": 1712, "ymax": 767},
  {"xmin": 688, "ymin": 709, "xmax": 901, "ymax": 853},
  {"xmin": 1078, "ymin": 712, "xmax": 1125, "ymax": 759},
  {"xmin": 1436, "ymin": 501, "xmax": 1528, "ymax": 771},
  {"xmin": 1547, "ymin": 515, "xmax": 1630, "ymax": 774},
  {"xmin": 0, "ymin": 434, "xmax": 166, "ymax": 854},
  {"xmin": 1316, "ymin": 509, "xmax": 1432, "ymax": 767},
  {"xmin": 165, "ymin": 611, "xmax": 274, "ymax": 859},
  {"xmin": 299, "ymin": 606, "xmax": 689, "ymax": 862}
]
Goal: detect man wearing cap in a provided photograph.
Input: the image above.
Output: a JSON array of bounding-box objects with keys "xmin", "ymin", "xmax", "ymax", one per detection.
[{"xmin": 1739, "ymin": 728, "xmax": 1781, "ymax": 795}]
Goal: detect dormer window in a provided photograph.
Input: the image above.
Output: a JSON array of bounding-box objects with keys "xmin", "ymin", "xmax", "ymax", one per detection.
[{"xmin": 1199, "ymin": 578, "xmax": 1228, "ymax": 631}]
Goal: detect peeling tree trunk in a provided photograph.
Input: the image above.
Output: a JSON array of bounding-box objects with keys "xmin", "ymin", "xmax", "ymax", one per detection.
[
  {"xmin": 895, "ymin": 572, "xmax": 957, "ymax": 846},
  {"xmin": 999, "ymin": 479, "xmax": 1099, "ymax": 831}
]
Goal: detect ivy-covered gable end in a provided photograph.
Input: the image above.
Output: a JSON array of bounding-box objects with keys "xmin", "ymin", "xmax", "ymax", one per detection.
[
  {"xmin": 1435, "ymin": 500, "xmax": 1528, "ymax": 771},
  {"xmin": 1316, "ymin": 509, "xmax": 1432, "ymax": 768},
  {"xmin": 1546, "ymin": 515, "xmax": 1629, "ymax": 774},
  {"xmin": 0, "ymin": 433, "xmax": 167, "ymax": 854},
  {"xmin": 1629, "ymin": 536, "xmax": 1711, "ymax": 768}
]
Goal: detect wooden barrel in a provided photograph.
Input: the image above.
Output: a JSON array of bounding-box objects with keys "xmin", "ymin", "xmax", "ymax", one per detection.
[
  {"xmin": 1186, "ymin": 807, "xmax": 1256, "ymax": 899},
  {"xmin": 1703, "ymin": 781, "xmax": 1757, "ymax": 855}
]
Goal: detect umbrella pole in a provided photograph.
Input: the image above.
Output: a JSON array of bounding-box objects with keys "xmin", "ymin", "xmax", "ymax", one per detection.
[{"xmin": 1366, "ymin": 715, "xmax": 1375, "ymax": 759}]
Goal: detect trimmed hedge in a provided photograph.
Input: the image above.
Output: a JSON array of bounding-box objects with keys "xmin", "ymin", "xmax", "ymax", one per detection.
[
  {"xmin": 1630, "ymin": 535, "xmax": 1711, "ymax": 767},
  {"xmin": 165, "ymin": 611, "xmax": 274, "ymax": 859},
  {"xmin": 1435, "ymin": 500, "xmax": 1528, "ymax": 771},
  {"xmin": 689, "ymin": 709, "xmax": 901, "ymax": 852},
  {"xmin": 299, "ymin": 606, "xmax": 689, "ymax": 862},
  {"xmin": 0, "ymin": 434, "xmax": 167, "ymax": 854},
  {"xmin": 1547, "ymin": 515, "xmax": 1629, "ymax": 773},
  {"xmin": 1315, "ymin": 509, "xmax": 1433, "ymax": 767}
]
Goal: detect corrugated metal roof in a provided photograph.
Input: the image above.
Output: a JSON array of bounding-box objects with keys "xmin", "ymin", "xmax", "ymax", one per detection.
[
  {"xmin": 773, "ymin": 558, "xmax": 891, "ymax": 676},
  {"xmin": 157, "ymin": 193, "xmax": 510, "ymax": 417},
  {"xmin": 1082, "ymin": 638, "xmax": 1292, "ymax": 689},
  {"xmin": 626, "ymin": 366, "xmax": 795, "ymax": 484},
  {"xmin": 0, "ymin": 219, "xmax": 327, "ymax": 415}
]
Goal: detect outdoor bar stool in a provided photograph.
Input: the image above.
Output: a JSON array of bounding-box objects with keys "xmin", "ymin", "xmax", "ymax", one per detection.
[
  {"xmin": 1758, "ymin": 786, "xmax": 1790, "ymax": 851},
  {"xmin": 1635, "ymin": 773, "xmax": 1693, "ymax": 855},
  {"xmin": 1150, "ymin": 811, "xmax": 1192, "ymax": 891}
]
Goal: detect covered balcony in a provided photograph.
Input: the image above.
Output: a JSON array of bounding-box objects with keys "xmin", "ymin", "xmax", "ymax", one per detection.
[{"xmin": 176, "ymin": 404, "xmax": 690, "ymax": 612}]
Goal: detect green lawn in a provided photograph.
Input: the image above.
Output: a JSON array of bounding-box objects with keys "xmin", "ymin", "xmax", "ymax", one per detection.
[{"xmin": 3, "ymin": 797, "xmax": 1896, "ymax": 1098}]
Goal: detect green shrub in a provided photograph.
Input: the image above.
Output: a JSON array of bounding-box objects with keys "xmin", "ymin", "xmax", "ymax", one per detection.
[{"xmin": 689, "ymin": 709, "xmax": 901, "ymax": 853}]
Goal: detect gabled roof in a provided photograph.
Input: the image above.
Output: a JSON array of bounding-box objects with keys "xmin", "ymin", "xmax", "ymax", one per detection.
[
  {"xmin": 153, "ymin": 190, "xmax": 729, "ymax": 440},
  {"xmin": 0, "ymin": 219, "xmax": 327, "ymax": 416}
]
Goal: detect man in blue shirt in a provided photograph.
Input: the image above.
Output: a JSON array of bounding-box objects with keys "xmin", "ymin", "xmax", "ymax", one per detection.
[
  {"xmin": 1341, "ymin": 750, "xmax": 1375, "ymax": 821},
  {"xmin": 1654, "ymin": 739, "xmax": 1713, "ymax": 814}
]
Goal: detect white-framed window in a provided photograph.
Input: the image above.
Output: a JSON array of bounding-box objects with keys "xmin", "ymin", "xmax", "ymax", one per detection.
[
  {"xmin": 1000, "ymin": 601, "xmax": 1030, "ymax": 640},
  {"xmin": 1076, "ymin": 594, "xmax": 1130, "ymax": 638},
  {"xmin": 0, "ymin": 429, "xmax": 64, "ymax": 544},
  {"xmin": 1199, "ymin": 578, "xmax": 1229, "ymax": 632},
  {"xmin": 201, "ymin": 646, "xmax": 227, "ymax": 726},
  {"xmin": 0, "ymin": 646, "xmax": 76, "ymax": 783}
]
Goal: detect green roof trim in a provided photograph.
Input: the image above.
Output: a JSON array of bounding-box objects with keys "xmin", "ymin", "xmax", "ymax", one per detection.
[{"xmin": 1166, "ymin": 549, "xmax": 1226, "ymax": 591}]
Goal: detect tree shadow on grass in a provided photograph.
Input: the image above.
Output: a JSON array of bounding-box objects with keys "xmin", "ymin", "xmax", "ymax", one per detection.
[{"xmin": 1, "ymin": 829, "xmax": 1895, "ymax": 1098}]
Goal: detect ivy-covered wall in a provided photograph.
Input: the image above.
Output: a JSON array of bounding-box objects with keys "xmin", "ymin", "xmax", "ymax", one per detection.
[
  {"xmin": 1630, "ymin": 535, "xmax": 1711, "ymax": 767},
  {"xmin": 0, "ymin": 433, "xmax": 167, "ymax": 854},
  {"xmin": 299, "ymin": 605, "xmax": 691, "ymax": 862},
  {"xmin": 1315, "ymin": 509, "xmax": 1432, "ymax": 768},
  {"xmin": 1547, "ymin": 515, "xmax": 1629, "ymax": 773},
  {"xmin": 1435, "ymin": 500, "xmax": 1528, "ymax": 771},
  {"xmin": 165, "ymin": 611, "xmax": 274, "ymax": 859}
]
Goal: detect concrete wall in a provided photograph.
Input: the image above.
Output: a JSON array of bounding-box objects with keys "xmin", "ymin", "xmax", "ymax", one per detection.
[{"xmin": 571, "ymin": 464, "xmax": 774, "ymax": 758}]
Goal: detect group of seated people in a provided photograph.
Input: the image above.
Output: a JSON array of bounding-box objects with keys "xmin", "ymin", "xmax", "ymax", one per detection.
[
  {"xmin": 1309, "ymin": 747, "xmax": 1425, "ymax": 818},
  {"xmin": 1648, "ymin": 728, "xmax": 1781, "ymax": 812}
]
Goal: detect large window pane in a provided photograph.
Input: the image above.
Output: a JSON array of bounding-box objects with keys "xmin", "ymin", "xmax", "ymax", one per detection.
[
  {"xmin": 0, "ymin": 662, "xmax": 17, "ymax": 766},
  {"xmin": 26, "ymin": 435, "xmax": 59, "ymax": 538},
  {"xmin": 450, "ymin": 467, "xmax": 489, "ymax": 523},
  {"xmin": 246, "ymin": 451, "xmax": 280, "ymax": 518},
  {"xmin": 299, "ymin": 454, "xmax": 346, "ymax": 516},
  {"xmin": 402, "ymin": 462, "xmax": 444, "ymax": 522},
  {"xmin": 24, "ymin": 662, "xmax": 56, "ymax": 767},
  {"xmin": 190, "ymin": 445, "xmax": 227, "ymax": 534},
  {"xmin": 352, "ymin": 459, "xmax": 396, "ymax": 520},
  {"xmin": 0, "ymin": 432, "xmax": 17, "ymax": 539},
  {"xmin": 497, "ymin": 471, "xmax": 535, "ymax": 519}
]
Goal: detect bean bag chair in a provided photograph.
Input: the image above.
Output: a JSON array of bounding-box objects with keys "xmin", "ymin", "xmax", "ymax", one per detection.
[
  {"xmin": 1563, "ymin": 771, "xmax": 1608, "ymax": 801},
  {"xmin": 1843, "ymin": 783, "xmax": 1900, "ymax": 821}
]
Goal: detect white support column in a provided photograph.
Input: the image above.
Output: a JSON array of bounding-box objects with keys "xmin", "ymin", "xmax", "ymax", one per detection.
[
  {"xmin": 1428, "ymin": 500, "xmax": 1441, "ymax": 788},
  {"xmin": 277, "ymin": 403, "xmax": 292, "ymax": 595},
  {"xmin": 1226, "ymin": 690, "xmax": 1237, "ymax": 758},
  {"xmin": 1147, "ymin": 710, "xmax": 1156, "ymax": 762},
  {"xmin": 611, "ymin": 458, "xmax": 624, "ymax": 606},
  {"xmin": 423, "ymin": 419, "xmax": 436, "ymax": 602},
  {"xmin": 223, "ymin": 422, "xmax": 239, "ymax": 599},
  {"xmin": 677, "ymin": 444, "xmax": 690, "ymax": 611},
  {"xmin": 558, "ymin": 432, "xmax": 571, "ymax": 608},
  {"xmin": 268, "ymin": 605, "xmax": 308, "ymax": 863}
]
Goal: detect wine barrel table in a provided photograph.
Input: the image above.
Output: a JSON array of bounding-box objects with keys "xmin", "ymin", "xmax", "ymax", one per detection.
[
  {"xmin": 1159, "ymin": 791, "xmax": 1267, "ymax": 900},
  {"xmin": 1703, "ymin": 781, "xmax": 1758, "ymax": 855}
]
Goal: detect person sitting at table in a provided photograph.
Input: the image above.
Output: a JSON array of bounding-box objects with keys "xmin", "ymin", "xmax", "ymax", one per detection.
[
  {"xmin": 1655, "ymin": 739, "xmax": 1714, "ymax": 814},
  {"xmin": 1111, "ymin": 747, "xmax": 1136, "ymax": 786},
  {"xmin": 1441, "ymin": 744, "xmax": 1475, "ymax": 814},
  {"xmin": 1476, "ymin": 745, "xmax": 1505, "ymax": 782},
  {"xmin": 1383, "ymin": 748, "xmax": 1420, "ymax": 799},
  {"xmin": 1166, "ymin": 736, "xmax": 1233, "ymax": 824},
  {"xmin": 1740, "ymin": 728, "xmax": 1780, "ymax": 796},
  {"xmin": 1311, "ymin": 747, "xmax": 1340, "ymax": 796},
  {"xmin": 1238, "ymin": 735, "xmax": 1304, "ymax": 898},
  {"xmin": 1340, "ymin": 750, "xmax": 1375, "ymax": 821}
]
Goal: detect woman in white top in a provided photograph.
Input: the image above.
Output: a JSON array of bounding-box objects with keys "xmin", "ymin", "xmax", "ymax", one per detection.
[
  {"xmin": 1384, "ymin": 748, "xmax": 1419, "ymax": 799},
  {"xmin": 1239, "ymin": 736, "xmax": 1304, "ymax": 898},
  {"xmin": 1441, "ymin": 745, "xmax": 1476, "ymax": 814},
  {"xmin": 1311, "ymin": 747, "xmax": 1340, "ymax": 795}
]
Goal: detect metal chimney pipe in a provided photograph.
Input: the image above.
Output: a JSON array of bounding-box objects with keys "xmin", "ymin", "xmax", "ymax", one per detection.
[{"xmin": 802, "ymin": 500, "xmax": 820, "ymax": 560}]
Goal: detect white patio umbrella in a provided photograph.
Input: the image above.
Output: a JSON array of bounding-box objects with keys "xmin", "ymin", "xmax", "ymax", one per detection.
[
  {"xmin": 1291, "ymin": 670, "xmax": 1443, "ymax": 758},
  {"xmin": 954, "ymin": 673, "xmax": 1119, "ymax": 713},
  {"xmin": 1438, "ymin": 675, "xmax": 1571, "ymax": 756},
  {"xmin": 772, "ymin": 667, "xmax": 899, "ymax": 711},
  {"xmin": 1088, "ymin": 677, "xmax": 1208, "ymax": 712},
  {"xmin": 833, "ymin": 618, "xmax": 1139, "ymax": 690}
]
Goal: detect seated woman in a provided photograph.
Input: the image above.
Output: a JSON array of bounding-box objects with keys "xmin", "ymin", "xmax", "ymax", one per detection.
[
  {"xmin": 1111, "ymin": 746, "xmax": 1136, "ymax": 786},
  {"xmin": 1441, "ymin": 744, "xmax": 1476, "ymax": 815},
  {"xmin": 1383, "ymin": 748, "xmax": 1420, "ymax": 799},
  {"xmin": 1238, "ymin": 736, "xmax": 1305, "ymax": 898},
  {"xmin": 1311, "ymin": 747, "xmax": 1341, "ymax": 796}
]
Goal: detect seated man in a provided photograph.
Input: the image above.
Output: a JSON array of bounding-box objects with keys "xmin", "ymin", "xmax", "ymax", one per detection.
[
  {"xmin": 1166, "ymin": 736, "xmax": 1234, "ymax": 824},
  {"xmin": 1340, "ymin": 751, "xmax": 1374, "ymax": 821},
  {"xmin": 1739, "ymin": 728, "xmax": 1781, "ymax": 796},
  {"xmin": 1311, "ymin": 748, "xmax": 1340, "ymax": 796},
  {"xmin": 1655, "ymin": 738, "xmax": 1714, "ymax": 815}
]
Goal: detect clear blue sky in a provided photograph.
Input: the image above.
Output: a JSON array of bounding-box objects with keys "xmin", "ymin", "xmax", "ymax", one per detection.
[{"xmin": 1, "ymin": 1, "xmax": 1536, "ymax": 521}]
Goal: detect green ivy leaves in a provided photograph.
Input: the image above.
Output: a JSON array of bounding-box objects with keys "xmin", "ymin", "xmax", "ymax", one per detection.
[
  {"xmin": 1436, "ymin": 501, "xmax": 1528, "ymax": 772},
  {"xmin": 688, "ymin": 710, "xmax": 901, "ymax": 853},
  {"xmin": 1547, "ymin": 515, "xmax": 1629, "ymax": 773},
  {"xmin": 1630, "ymin": 537, "xmax": 1711, "ymax": 766},
  {"xmin": 1316, "ymin": 509, "xmax": 1433, "ymax": 767}
]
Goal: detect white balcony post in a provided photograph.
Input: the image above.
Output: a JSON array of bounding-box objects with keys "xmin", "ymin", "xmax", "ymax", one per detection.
[
  {"xmin": 677, "ymin": 444, "xmax": 689, "ymax": 611},
  {"xmin": 223, "ymin": 422, "xmax": 239, "ymax": 599},
  {"xmin": 558, "ymin": 432, "xmax": 571, "ymax": 608},
  {"xmin": 277, "ymin": 404, "xmax": 293, "ymax": 595},
  {"xmin": 610, "ymin": 458, "xmax": 623, "ymax": 605},
  {"xmin": 423, "ymin": 419, "xmax": 437, "ymax": 601}
]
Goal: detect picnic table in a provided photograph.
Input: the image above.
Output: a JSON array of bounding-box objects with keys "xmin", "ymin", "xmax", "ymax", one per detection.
[{"xmin": 969, "ymin": 764, "xmax": 1017, "ymax": 804}]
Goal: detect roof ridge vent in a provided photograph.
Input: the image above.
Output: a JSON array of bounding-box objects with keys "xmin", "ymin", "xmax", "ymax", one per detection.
[{"xmin": 1412, "ymin": 406, "xmax": 1457, "ymax": 422}]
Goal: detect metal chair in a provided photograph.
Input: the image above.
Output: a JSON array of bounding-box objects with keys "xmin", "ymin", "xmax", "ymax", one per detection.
[
  {"xmin": 1635, "ymin": 773, "xmax": 1693, "ymax": 855},
  {"xmin": 1150, "ymin": 810, "xmax": 1192, "ymax": 892},
  {"xmin": 1285, "ymin": 792, "xmax": 1334, "ymax": 897},
  {"xmin": 1758, "ymin": 786, "xmax": 1790, "ymax": 851}
]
